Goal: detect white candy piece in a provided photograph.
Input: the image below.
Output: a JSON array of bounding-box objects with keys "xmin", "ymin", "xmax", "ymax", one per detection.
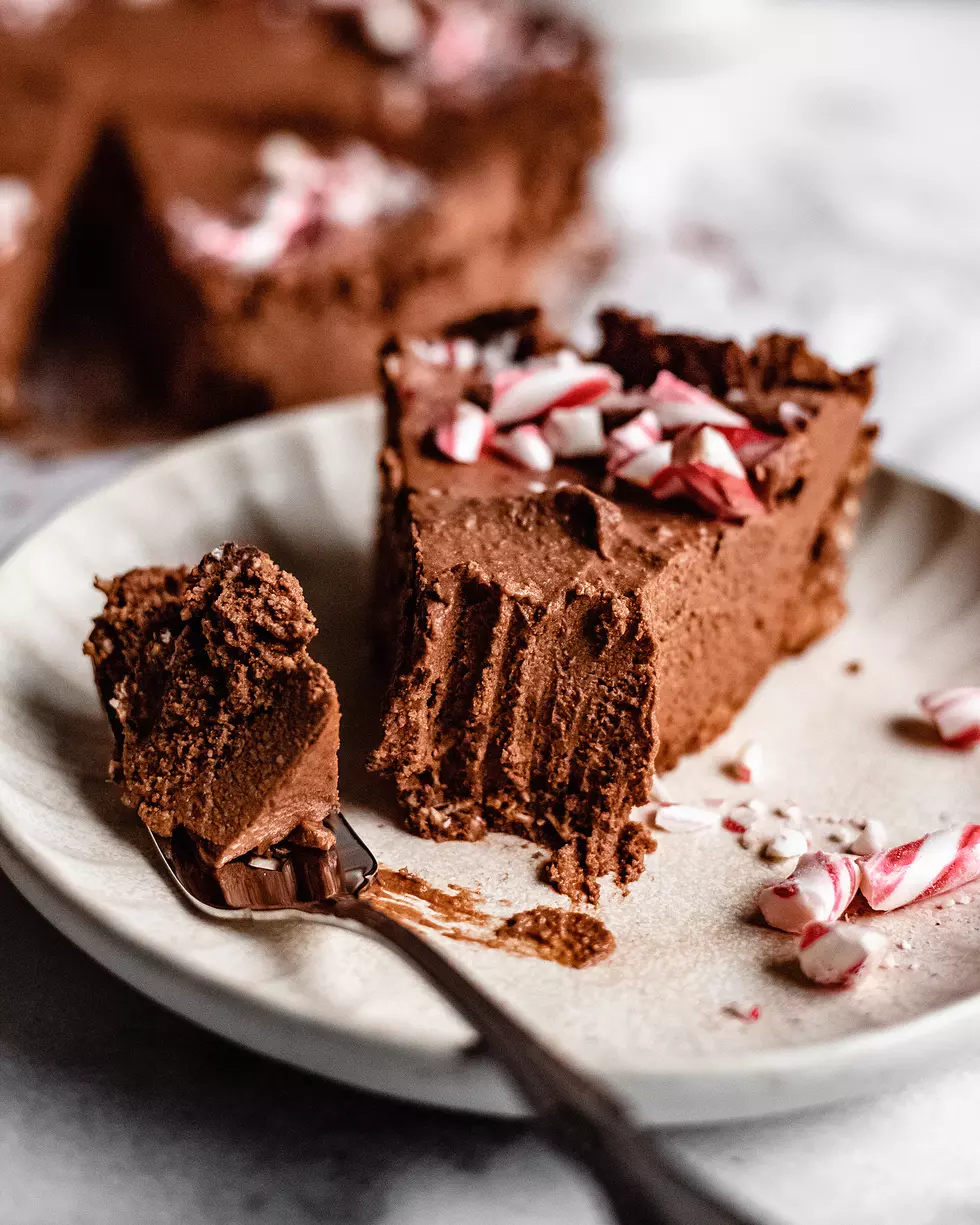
[
  {"xmin": 0, "ymin": 177, "xmax": 37, "ymax": 261},
  {"xmin": 652, "ymin": 804, "xmax": 721, "ymax": 833},
  {"xmin": 673, "ymin": 425, "xmax": 747, "ymax": 480},
  {"xmin": 541, "ymin": 404, "xmax": 605, "ymax": 458},
  {"xmin": 433, "ymin": 400, "xmax": 490, "ymax": 464},
  {"xmin": 758, "ymin": 851, "xmax": 861, "ymax": 933},
  {"xmin": 647, "ymin": 369, "xmax": 749, "ymax": 431},
  {"xmin": 798, "ymin": 921, "xmax": 887, "ymax": 987},
  {"xmin": 491, "ymin": 358, "xmax": 620, "ymax": 427},
  {"xmin": 489, "ymin": 424, "xmax": 554, "ymax": 472},
  {"xmin": 726, "ymin": 739, "xmax": 764, "ymax": 783},
  {"xmin": 920, "ymin": 687, "xmax": 980, "ymax": 748},
  {"xmin": 615, "ymin": 440, "xmax": 673, "ymax": 488},
  {"xmin": 606, "ymin": 409, "xmax": 662, "ymax": 471},
  {"xmin": 764, "ymin": 829, "xmax": 809, "ymax": 860},
  {"xmin": 850, "ymin": 819, "xmax": 887, "ymax": 856}
]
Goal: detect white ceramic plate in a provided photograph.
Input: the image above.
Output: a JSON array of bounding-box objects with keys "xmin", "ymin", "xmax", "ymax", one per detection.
[{"xmin": 1, "ymin": 399, "xmax": 979, "ymax": 1126}]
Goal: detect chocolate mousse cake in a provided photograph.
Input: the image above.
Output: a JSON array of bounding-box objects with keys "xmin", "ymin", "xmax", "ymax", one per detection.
[
  {"xmin": 0, "ymin": 0, "xmax": 605, "ymax": 428},
  {"xmin": 370, "ymin": 307, "xmax": 876, "ymax": 899},
  {"xmin": 85, "ymin": 543, "xmax": 341, "ymax": 864}
]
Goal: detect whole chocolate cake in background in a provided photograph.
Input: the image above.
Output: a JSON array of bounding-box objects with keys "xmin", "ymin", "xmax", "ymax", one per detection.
[
  {"xmin": 0, "ymin": 0, "xmax": 605, "ymax": 432},
  {"xmin": 370, "ymin": 307, "xmax": 876, "ymax": 901}
]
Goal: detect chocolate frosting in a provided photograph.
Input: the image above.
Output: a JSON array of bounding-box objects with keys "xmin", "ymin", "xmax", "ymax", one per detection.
[{"xmin": 85, "ymin": 543, "xmax": 341, "ymax": 863}]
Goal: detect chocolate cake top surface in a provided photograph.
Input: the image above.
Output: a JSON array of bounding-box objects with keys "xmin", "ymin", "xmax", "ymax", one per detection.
[
  {"xmin": 381, "ymin": 306, "xmax": 875, "ymax": 605},
  {"xmin": 85, "ymin": 543, "xmax": 341, "ymax": 863}
]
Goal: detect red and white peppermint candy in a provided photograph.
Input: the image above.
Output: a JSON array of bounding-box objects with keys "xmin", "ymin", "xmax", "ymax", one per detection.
[
  {"xmin": 919, "ymin": 687, "xmax": 980, "ymax": 749},
  {"xmin": 606, "ymin": 409, "xmax": 662, "ymax": 473},
  {"xmin": 798, "ymin": 921, "xmax": 887, "ymax": 987},
  {"xmin": 490, "ymin": 354, "xmax": 621, "ymax": 428},
  {"xmin": 649, "ymin": 457, "xmax": 764, "ymax": 522},
  {"xmin": 716, "ymin": 425, "xmax": 786, "ymax": 469},
  {"xmin": 758, "ymin": 851, "xmax": 861, "ymax": 933},
  {"xmin": 433, "ymin": 400, "xmax": 491, "ymax": 464},
  {"xmin": 489, "ymin": 424, "xmax": 554, "ymax": 473},
  {"xmin": 671, "ymin": 424, "xmax": 745, "ymax": 478},
  {"xmin": 541, "ymin": 405, "xmax": 605, "ymax": 459},
  {"xmin": 647, "ymin": 369, "xmax": 749, "ymax": 431},
  {"xmin": 615, "ymin": 441, "xmax": 674, "ymax": 489},
  {"xmin": 424, "ymin": 1, "xmax": 498, "ymax": 87},
  {"xmin": 859, "ymin": 824, "xmax": 980, "ymax": 911}
]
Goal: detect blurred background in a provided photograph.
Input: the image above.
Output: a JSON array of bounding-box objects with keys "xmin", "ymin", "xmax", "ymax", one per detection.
[{"xmin": 1, "ymin": 2, "xmax": 979, "ymax": 1223}]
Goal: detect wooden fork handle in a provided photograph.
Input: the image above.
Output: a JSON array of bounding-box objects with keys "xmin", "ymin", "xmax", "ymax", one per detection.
[{"xmin": 334, "ymin": 897, "xmax": 755, "ymax": 1225}]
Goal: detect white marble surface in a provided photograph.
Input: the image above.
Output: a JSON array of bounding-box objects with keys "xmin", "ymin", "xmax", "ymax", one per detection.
[{"xmin": 3, "ymin": 3, "xmax": 980, "ymax": 1222}]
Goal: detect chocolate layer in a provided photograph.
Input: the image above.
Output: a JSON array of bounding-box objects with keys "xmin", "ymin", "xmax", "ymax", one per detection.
[
  {"xmin": 370, "ymin": 307, "xmax": 876, "ymax": 900},
  {"xmin": 85, "ymin": 543, "xmax": 341, "ymax": 863}
]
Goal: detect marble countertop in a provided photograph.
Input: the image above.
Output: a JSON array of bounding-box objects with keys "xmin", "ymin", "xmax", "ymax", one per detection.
[{"xmin": 3, "ymin": 3, "xmax": 980, "ymax": 1222}]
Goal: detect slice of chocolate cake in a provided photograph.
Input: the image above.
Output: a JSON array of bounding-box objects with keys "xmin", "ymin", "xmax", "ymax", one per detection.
[
  {"xmin": 85, "ymin": 544, "xmax": 341, "ymax": 864},
  {"xmin": 370, "ymin": 308, "xmax": 876, "ymax": 900}
]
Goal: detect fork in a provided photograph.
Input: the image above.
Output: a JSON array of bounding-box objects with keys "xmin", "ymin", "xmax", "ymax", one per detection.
[{"xmin": 152, "ymin": 816, "xmax": 757, "ymax": 1225}]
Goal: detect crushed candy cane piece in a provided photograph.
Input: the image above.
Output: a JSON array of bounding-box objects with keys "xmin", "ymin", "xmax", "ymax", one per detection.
[
  {"xmin": 764, "ymin": 829, "xmax": 809, "ymax": 860},
  {"xmin": 606, "ymin": 409, "xmax": 662, "ymax": 471},
  {"xmin": 919, "ymin": 687, "xmax": 980, "ymax": 748},
  {"xmin": 716, "ymin": 425, "xmax": 785, "ymax": 469},
  {"xmin": 723, "ymin": 815, "xmax": 749, "ymax": 835},
  {"xmin": 724, "ymin": 1003, "xmax": 761, "ymax": 1022},
  {"xmin": 725, "ymin": 739, "xmax": 764, "ymax": 783},
  {"xmin": 671, "ymin": 425, "xmax": 746, "ymax": 479},
  {"xmin": 489, "ymin": 424, "xmax": 554, "ymax": 472},
  {"xmin": 653, "ymin": 804, "xmax": 721, "ymax": 833},
  {"xmin": 0, "ymin": 177, "xmax": 36, "ymax": 261},
  {"xmin": 615, "ymin": 441, "xmax": 674, "ymax": 488},
  {"xmin": 433, "ymin": 400, "xmax": 491, "ymax": 464},
  {"xmin": 850, "ymin": 819, "xmax": 887, "ymax": 856},
  {"xmin": 490, "ymin": 355, "xmax": 620, "ymax": 427},
  {"xmin": 650, "ymin": 461, "xmax": 764, "ymax": 522},
  {"xmin": 647, "ymin": 369, "xmax": 749, "ymax": 431},
  {"xmin": 859, "ymin": 824, "xmax": 980, "ymax": 911},
  {"xmin": 798, "ymin": 921, "xmax": 887, "ymax": 987},
  {"xmin": 541, "ymin": 404, "xmax": 605, "ymax": 458},
  {"xmin": 758, "ymin": 851, "xmax": 861, "ymax": 933}
]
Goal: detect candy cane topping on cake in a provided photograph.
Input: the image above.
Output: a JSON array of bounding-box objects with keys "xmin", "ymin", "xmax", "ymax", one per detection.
[
  {"xmin": 725, "ymin": 739, "xmax": 764, "ymax": 784},
  {"xmin": 606, "ymin": 409, "xmax": 662, "ymax": 472},
  {"xmin": 798, "ymin": 921, "xmax": 887, "ymax": 987},
  {"xmin": 919, "ymin": 687, "xmax": 980, "ymax": 749},
  {"xmin": 647, "ymin": 369, "xmax": 750, "ymax": 430},
  {"xmin": 169, "ymin": 138, "xmax": 426, "ymax": 273},
  {"xmin": 489, "ymin": 424, "xmax": 554, "ymax": 472},
  {"xmin": 490, "ymin": 354, "xmax": 621, "ymax": 427},
  {"xmin": 433, "ymin": 401, "xmax": 492, "ymax": 464},
  {"xmin": 541, "ymin": 405, "xmax": 605, "ymax": 459},
  {"xmin": 859, "ymin": 824, "xmax": 980, "ymax": 911},
  {"xmin": 758, "ymin": 851, "xmax": 861, "ymax": 933}
]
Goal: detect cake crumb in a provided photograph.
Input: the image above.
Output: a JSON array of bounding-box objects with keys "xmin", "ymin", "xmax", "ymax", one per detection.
[{"xmin": 844, "ymin": 659, "xmax": 864, "ymax": 675}]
